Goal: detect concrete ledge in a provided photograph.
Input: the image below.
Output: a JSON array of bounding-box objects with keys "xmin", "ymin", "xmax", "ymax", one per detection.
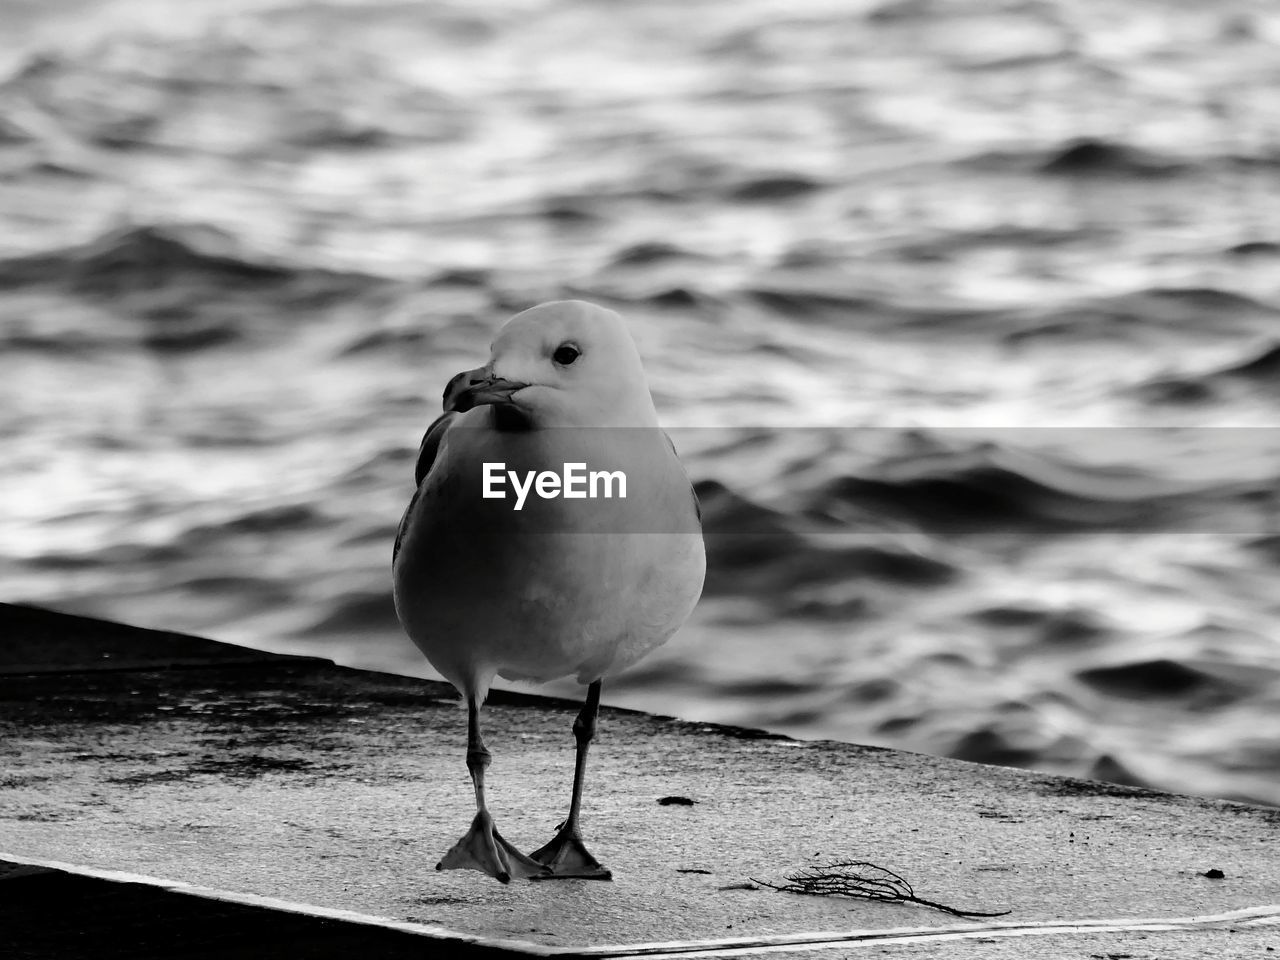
[
  {"xmin": 2, "ymin": 602, "xmax": 1277, "ymax": 958},
  {"xmin": 0, "ymin": 859, "xmax": 514, "ymax": 959}
]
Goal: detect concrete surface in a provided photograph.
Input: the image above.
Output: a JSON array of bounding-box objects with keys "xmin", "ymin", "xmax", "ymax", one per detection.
[{"xmin": 1, "ymin": 602, "xmax": 1278, "ymax": 958}]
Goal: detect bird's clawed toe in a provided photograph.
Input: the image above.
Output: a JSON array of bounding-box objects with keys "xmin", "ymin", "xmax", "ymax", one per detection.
[
  {"xmin": 529, "ymin": 824, "xmax": 613, "ymax": 880},
  {"xmin": 438, "ymin": 810, "xmax": 549, "ymax": 883}
]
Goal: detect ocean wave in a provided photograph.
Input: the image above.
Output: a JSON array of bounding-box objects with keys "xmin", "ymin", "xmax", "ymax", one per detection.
[
  {"xmin": 0, "ymin": 224, "xmax": 268, "ymax": 288},
  {"xmin": 802, "ymin": 436, "xmax": 1280, "ymax": 534},
  {"xmin": 338, "ymin": 327, "xmax": 433, "ymax": 356},
  {"xmin": 962, "ymin": 138, "xmax": 1190, "ymax": 178},
  {"xmin": 0, "ymin": 224, "xmax": 379, "ymax": 294},
  {"xmin": 0, "ymin": 224, "xmax": 386, "ymax": 352},
  {"xmin": 293, "ymin": 589, "xmax": 400, "ymax": 638},
  {"xmin": 813, "ymin": 466, "xmax": 1154, "ymax": 532},
  {"xmin": 1075, "ymin": 658, "xmax": 1254, "ymax": 708},
  {"xmin": 970, "ymin": 605, "xmax": 1109, "ymax": 646},
  {"xmin": 744, "ymin": 286, "xmax": 901, "ymax": 327},
  {"xmin": 4, "ymin": 30, "xmax": 471, "ymax": 153},
  {"xmin": 1040, "ymin": 138, "xmax": 1190, "ymax": 178},
  {"xmin": 1215, "ymin": 341, "xmax": 1280, "ymax": 381},
  {"xmin": 1131, "ymin": 376, "xmax": 1218, "ymax": 407},
  {"xmin": 1134, "ymin": 340, "xmax": 1280, "ymax": 405},
  {"xmin": 888, "ymin": 224, "xmax": 1100, "ymax": 261},
  {"xmin": 696, "ymin": 478, "xmax": 958, "ymax": 604},
  {"xmin": 1226, "ymin": 240, "xmax": 1280, "ymax": 258},
  {"xmin": 27, "ymin": 541, "xmax": 187, "ymax": 570},
  {"xmin": 1004, "ymin": 287, "xmax": 1279, "ymax": 346},
  {"xmin": 737, "ymin": 280, "xmax": 1279, "ymax": 347},
  {"xmin": 726, "ymin": 174, "xmax": 824, "ymax": 202},
  {"xmin": 606, "ymin": 242, "xmax": 709, "ymax": 269},
  {"xmin": 1243, "ymin": 534, "xmax": 1280, "ymax": 564}
]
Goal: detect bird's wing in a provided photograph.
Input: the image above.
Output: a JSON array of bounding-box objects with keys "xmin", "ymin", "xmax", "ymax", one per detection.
[
  {"xmin": 664, "ymin": 430, "xmax": 701, "ymax": 526},
  {"xmin": 394, "ymin": 410, "xmax": 457, "ymax": 565},
  {"xmin": 414, "ymin": 410, "xmax": 456, "ymax": 486}
]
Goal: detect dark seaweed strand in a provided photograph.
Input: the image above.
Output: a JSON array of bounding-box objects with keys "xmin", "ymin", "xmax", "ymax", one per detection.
[{"xmin": 752, "ymin": 860, "xmax": 1011, "ymax": 919}]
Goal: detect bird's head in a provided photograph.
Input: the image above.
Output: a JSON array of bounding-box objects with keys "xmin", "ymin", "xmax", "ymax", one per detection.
[{"xmin": 448, "ymin": 300, "xmax": 659, "ymax": 428}]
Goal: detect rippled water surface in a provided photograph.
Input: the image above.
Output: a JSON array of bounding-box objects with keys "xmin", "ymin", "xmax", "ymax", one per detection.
[{"xmin": 4, "ymin": 0, "xmax": 1280, "ymax": 805}]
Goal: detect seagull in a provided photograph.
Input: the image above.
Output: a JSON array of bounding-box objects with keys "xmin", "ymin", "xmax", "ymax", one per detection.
[{"xmin": 393, "ymin": 300, "xmax": 705, "ymax": 882}]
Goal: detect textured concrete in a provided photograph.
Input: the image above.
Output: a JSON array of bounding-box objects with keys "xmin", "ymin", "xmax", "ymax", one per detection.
[{"xmin": 1, "ymin": 602, "xmax": 1278, "ymax": 957}]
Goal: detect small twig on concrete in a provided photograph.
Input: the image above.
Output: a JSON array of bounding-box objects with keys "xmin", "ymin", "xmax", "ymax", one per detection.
[{"xmin": 752, "ymin": 861, "xmax": 1011, "ymax": 919}]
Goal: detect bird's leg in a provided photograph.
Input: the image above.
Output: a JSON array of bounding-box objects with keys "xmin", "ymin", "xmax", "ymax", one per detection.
[
  {"xmin": 437, "ymin": 695, "xmax": 548, "ymax": 883},
  {"xmin": 530, "ymin": 680, "xmax": 613, "ymax": 880}
]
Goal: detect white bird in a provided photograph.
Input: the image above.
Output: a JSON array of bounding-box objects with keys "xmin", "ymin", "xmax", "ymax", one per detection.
[{"xmin": 393, "ymin": 300, "xmax": 705, "ymax": 882}]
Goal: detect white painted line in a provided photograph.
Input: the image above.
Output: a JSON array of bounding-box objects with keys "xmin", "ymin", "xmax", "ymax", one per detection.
[{"xmin": 571, "ymin": 906, "xmax": 1280, "ymax": 957}]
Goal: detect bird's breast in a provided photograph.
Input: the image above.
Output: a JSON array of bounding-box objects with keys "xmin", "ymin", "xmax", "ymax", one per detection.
[{"xmin": 393, "ymin": 424, "xmax": 704, "ymax": 685}]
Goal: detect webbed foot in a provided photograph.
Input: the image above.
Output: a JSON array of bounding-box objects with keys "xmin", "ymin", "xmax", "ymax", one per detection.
[
  {"xmin": 529, "ymin": 823, "xmax": 613, "ymax": 880},
  {"xmin": 437, "ymin": 809, "xmax": 549, "ymax": 883}
]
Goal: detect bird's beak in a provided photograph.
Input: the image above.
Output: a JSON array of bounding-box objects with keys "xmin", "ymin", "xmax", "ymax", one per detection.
[{"xmin": 451, "ymin": 374, "xmax": 529, "ymax": 412}]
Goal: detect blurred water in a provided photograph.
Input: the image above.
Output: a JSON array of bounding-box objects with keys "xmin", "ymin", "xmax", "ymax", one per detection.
[{"xmin": 3, "ymin": 0, "xmax": 1280, "ymax": 806}]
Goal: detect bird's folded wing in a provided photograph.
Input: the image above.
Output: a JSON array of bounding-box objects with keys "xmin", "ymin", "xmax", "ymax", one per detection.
[
  {"xmin": 414, "ymin": 410, "xmax": 457, "ymax": 486},
  {"xmin": 394, "ymin": 411, "xmax": 457, "ymax": 565}
]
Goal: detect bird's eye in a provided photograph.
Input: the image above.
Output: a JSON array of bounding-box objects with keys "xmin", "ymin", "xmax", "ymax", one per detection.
[{"xmin": 552, "ymin": 343, "xmax": 581, "ymax": 366}]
